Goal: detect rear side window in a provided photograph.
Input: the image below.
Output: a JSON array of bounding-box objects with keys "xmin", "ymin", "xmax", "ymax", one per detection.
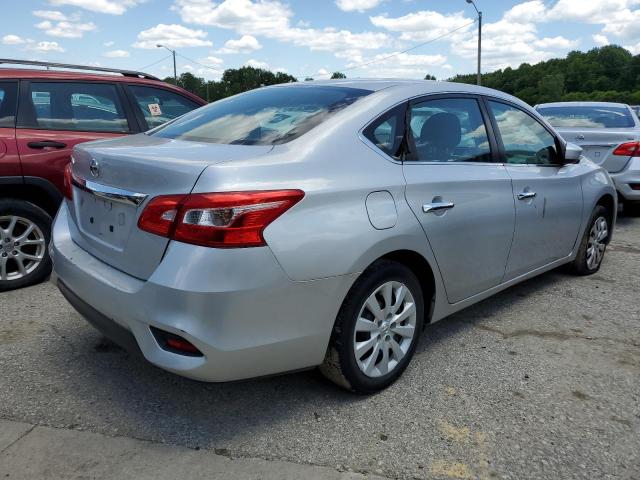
[
  {"xmin": 489, "ymin": 101, "xmax": 559, "ymax": 165},
  {"xmin": 0, "ymin": 82, "xmax": 18, "ymax": 128},
  {"xmin": 21, "ymin": 82, "xmax": 129, "ymax": 133},
  {"xmin": 128, "ymin": 85, "xmax": 200, "ymax": 130},
  {"xmin": 152, "ymin": 85, "xmax": 372, "ymax": 145},
  {"xmin": 537, "ymin": 105, "xmax": 635, "ymax": 128},
  {"xmin": 363, "ymin": 105, "xmax": 405, "ymax": 160},
  {"xmin": 407, "ymin": 97, "xmax": 492, "ymax": 163}
]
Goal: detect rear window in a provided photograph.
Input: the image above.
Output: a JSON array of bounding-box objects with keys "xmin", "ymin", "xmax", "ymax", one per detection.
[
  {"xmin": 537, "ymin": 105, "xmax": 635, "ymax": 129},
  {"xmin": 152, "ymin": 85, "xmax": 372, "ymax": 145}
]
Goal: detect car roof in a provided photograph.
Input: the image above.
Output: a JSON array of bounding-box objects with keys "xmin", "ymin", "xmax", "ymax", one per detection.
[
  {"xmin": 274, "ymin": 78, "xmax": 525, "ymax": 103},
  {"xmin": 537, "ymin": 101, "xmax": 631, "ymax": 108},
  {"xmin": 0, "ymin": 67, "xmax": 207, "ymax": 104}
]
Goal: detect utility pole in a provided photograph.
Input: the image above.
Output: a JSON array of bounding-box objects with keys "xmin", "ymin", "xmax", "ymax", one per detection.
[
  {"xmin": 466, "ymin": 0, "xmax": 482, "ymax": 86},
  {"xmin": 157, "ymin": 44, "xmax": 177, "ymax": 85}
]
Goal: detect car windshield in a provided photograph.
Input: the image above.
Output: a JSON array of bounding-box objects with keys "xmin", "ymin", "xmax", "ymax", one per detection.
[
  {"xmin": 152, "ymin": 85, "xmax": 372, "ymax": 145},
  {"xmin": 537, "ymin": 105, "xmax": 635, "ymax": 128}
]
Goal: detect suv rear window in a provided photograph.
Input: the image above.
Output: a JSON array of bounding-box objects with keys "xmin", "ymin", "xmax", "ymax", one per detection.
[
  {"xmin": 128, "ymin": 85, "xmax": 200, "ymax": 130},
  {"xmin": 537, "ymin": 105, "xmax": 635, "ymax": 128},
  {"xmin": 152, "ymin": 85, "xmax": 372, "ymax": 145},
  {"xmin": 20, "ymin": 82, "xmax": 130, "ymax": 133}
]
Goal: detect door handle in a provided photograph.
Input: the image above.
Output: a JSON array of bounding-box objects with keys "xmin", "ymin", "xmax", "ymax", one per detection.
[
  {"xmin": 422, "ymin": 201, "xmax": 455, "ymax": 213},
  {"xmin": 517, "ymin": 191, "xmax": 537, "ymax": 200},
  {"xmin": 27, "ymin": 141, "xmax": 67, "ymax": 149}
]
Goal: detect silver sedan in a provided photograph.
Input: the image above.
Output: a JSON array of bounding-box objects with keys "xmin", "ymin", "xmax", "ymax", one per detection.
[
  {"xmin": 51, "ymin": 80, "xmax": 617, "ymax": 393},
  {"xmin": 536, "ymin": 101, "xmax": 640, "ymax": 213}
]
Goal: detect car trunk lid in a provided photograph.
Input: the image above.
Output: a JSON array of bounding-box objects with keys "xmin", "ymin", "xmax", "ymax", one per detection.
[
  {"xmin": 68, "ymin": 134, "xmax": 273, "ymax": 279},
  {"xmin": 554, "ymin": 127, "xmax": 639, "ymax": 173}
]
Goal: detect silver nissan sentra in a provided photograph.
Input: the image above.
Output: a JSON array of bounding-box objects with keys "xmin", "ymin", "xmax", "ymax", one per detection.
[{"xmin": 51, "ymin": 79, "xmax": 617, "ymax": 393}]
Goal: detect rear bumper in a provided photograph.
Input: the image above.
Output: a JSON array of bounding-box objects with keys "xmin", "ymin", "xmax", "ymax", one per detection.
[
  {"xmin": 50, "ymin": 202, "xmax": 355, "ymax": 382},
  {"xmin": 611, "ymin": 157, "xmax": 640, "ymax": 201}
]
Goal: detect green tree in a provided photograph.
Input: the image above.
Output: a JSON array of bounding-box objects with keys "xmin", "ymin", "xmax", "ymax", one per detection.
[
  {"xmin": 536, "ymin": 74, "xmax": 565, "ymax": 104},
  {"xmin": 331, "ymin": 72, "xmax": 347, "ymax": 79},
  {"xmin": 424, "ymin": 74, "xmax": 436, "ymax": 80}
]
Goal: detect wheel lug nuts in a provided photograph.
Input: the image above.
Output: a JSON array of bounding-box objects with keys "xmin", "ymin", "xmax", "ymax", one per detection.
[
  {"xmin": 11, "ymin": 251, "xmax": 17, "ymax": 255},
  {"xmin": 1, "ymin": 253, "xmax": 6, "ymax": 257}
]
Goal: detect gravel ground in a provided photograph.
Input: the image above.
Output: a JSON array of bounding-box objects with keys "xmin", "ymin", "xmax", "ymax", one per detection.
[{"xmin": 0, "ymin": 215, "xmax": 639, "ymax": 480}]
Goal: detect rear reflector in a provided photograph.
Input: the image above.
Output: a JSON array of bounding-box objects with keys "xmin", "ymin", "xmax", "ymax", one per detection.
[
  {"xmin": 612, "ymin": 141, "xmax": 640, "ymax": 157},
  {"xmin": 63, "ymin": 163, "xmax": 73, "ymax": 200},
  {"xmin": 150, "ymin": 326, "xmax": 203, "ymax": 357},
  {"xmin": 138, "ymin": 190, "xmax": 304, "ymax": 248}
]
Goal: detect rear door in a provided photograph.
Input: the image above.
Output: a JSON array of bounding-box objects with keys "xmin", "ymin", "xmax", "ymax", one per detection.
[
  {"xmin": 0, "ymin": 81, "xmax": 20, "ymax": 178},
  {"xmin": 124, "ymin": 84, "xmax": 202, "ymax": 131},
  {"xmin": 487, "ymin": 99, "xmax": 583, "ymax": 280},
  {"xmin": 402, "ymin": 95, "xmax": 515, "ymax": 304},
  {"xmin": 16, "ymin": 80, "xmax": 137, "ymax": 194}
]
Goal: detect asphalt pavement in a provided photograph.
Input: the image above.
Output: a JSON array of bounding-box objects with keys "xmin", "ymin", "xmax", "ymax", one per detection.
[{"xmin": 0, "ymin": 215, "xmax": 639, "ymax": 480}]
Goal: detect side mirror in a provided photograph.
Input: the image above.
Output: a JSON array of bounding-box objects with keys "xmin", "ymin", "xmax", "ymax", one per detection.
[{"xmin": 562, "ymin": 142, "xmax": 582, "ymax": 164}]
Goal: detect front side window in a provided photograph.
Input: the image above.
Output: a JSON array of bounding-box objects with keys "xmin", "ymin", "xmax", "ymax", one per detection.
[
  {"xmin": 363, "ymin": 105, "xmax": 405, "ymax": 160},
  {"xmin": 128, "ymin": 85, "xmax": 200, "ymax": 130},
  {"xmin": 407, "ymin": 97, "xmax": 492, "ymax": 162},
  {"xmin": 489, "ymin": 101, "xmax": 559, "ymax": 165},
  {"xmin": 152, "ymin": 86, "xmax": 372, "ymax": 145},
  {"xmin": 0, "ymin": 82, "xmax": 18, "ymax": 128},
  {"xmin": 22, "ymin": 82, "xmax": 129, "ymax": 133},
  {"xmin": 537, "ymin": 105, "xmax": 635, "ymax": 129}
]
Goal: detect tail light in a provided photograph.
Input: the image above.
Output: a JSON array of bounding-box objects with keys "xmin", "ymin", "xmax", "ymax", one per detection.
[
  {"xmin": 138, "ymin": 190, "xmax": 304, "ymax": 248},
  {"xmin": 612, "ymin": 141, "xmax": 640, "ymax": 156},
  {"xmin": 63, "ymin": 163, "xmax": 73, "ymax": 200}
]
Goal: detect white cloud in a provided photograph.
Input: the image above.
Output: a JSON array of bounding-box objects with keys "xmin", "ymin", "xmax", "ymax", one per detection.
[
  {"xmin": 47, "ymin": 0, "xmax": 142, "ymax": 15},
  {"xmin": 346, "ymin": 51, "xmax": 447, "ymax": 78},
  {"xmin": 198, "ymin": 55, "xmax": 224, "ymax": 66},
  {"xmin": 104, "ymin": 49, "xmax": 130, "ymax": 57},
  {"xmin": 317, "ymin": 68, "xmax": 329, "ymax": 76},
  {"xmin": 335, "ymin": 0, "xmax": 382, "ymax": 12},
  {"xmin": 245, "ymin": 58, "xmax": 268, "ymax": 69},
  {"xmin": 217, "ymin": 34, "xmax": 261, "ymax": 54},
  {"xmin": 132, "ymin": 24, "xmax": 213, "ymax": 48},
  {"xmin": 593, "ymin": 34, "xmax": 610, "ymax": 46},
  {"xmin": 370, "ymin": 10, "xmax": 472, "ymax": 42},
  {"xmin": 25, "ymin": 41, "xmax": 65, "ymax": 53},
  {"xmin": 35, "ymin": 19, "xmax": 96, "ymax": 38},
  {"xmin": 104, "ymin": 40, "xmax": 115, "ymax": 47},
  {"xmin": 33, "ymin": 10, "xmax": 68, "ymax": 21},
  {"xmin": 503, "ymin": 0, "xmax": 546, "ymax": 23},
  {"xmin": 174, "ymin": 0, "xmax": 390, "ymax": 58},
  {"xmin": 2, "ymin": 35, "xmax": 25, "ymax": 45},
  {"xmin": 534, "ymin": 36, "xmax": 580, "ymax": 49}
]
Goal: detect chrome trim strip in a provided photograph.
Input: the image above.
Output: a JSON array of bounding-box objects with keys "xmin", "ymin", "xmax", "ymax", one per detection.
[{"xmin": 72, "ymin": 176, "xmax": 148, "ymax": 207}]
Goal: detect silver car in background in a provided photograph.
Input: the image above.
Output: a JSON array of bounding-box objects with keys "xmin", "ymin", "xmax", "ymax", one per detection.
[
  {"xmin": 51, "ymin": 80, "xmax": 617, "ymax": 393},
  {"xmin": 536, "ymin": 102, "xmax": 640, "ymax": 212}
]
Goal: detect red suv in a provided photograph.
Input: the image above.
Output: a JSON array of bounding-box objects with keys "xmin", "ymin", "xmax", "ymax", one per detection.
[{"xmin": 0, "ymin": 59, "xmax": 206, "ymax": 291}]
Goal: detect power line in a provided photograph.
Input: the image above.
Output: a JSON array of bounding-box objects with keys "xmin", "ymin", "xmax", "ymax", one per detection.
[
  {"xmin": 176, "ymin": 52, "xmax": 218, "ymax": 72},
  {"xmin": 138, "ymin": 54, "xmax": 172, "ymax": 71},
  {"xmin": 310, "ymin": 19, "xmax": 477, "ymax": 79}
]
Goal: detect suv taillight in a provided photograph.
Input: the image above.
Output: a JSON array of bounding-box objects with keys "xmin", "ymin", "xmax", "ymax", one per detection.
[
  {"xmin": 63, "ymin": 163, "xmax": 73, "ymax": 200},
  {"xmin": 138, "ymin": 190, "xmax": 304, "ymax": 248},
  {"xmin": 612, "ymin": 141, "xmax": 640, "ymax": 156}
]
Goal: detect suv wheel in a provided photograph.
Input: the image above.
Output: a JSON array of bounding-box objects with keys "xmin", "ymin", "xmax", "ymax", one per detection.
[
  {"xmin": 567, "ymin": 205, "xmax": 610, "ymax": 275},
  {"xmin": 320, "ymin": 260, "xmax": 424, "ymax": 393},
  {"xmin": 0, "ymin": 199, "xmax": 52, "ymax": 291}
]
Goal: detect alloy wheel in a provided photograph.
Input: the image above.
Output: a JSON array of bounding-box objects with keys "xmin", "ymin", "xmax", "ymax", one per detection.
[
  {"xmin": 353, "ymin": 281, "xmax": 417, "ymax": 378},
  {"xmin": 0, "ymin": 215, "xmax": 46, "ymax": 282},
  {"xmin": 586, "ymin": 216, "xmax": 608, "ymax": 270}
]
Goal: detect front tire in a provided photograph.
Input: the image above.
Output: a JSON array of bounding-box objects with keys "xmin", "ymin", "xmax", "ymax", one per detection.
[
  {"xmin": 567, "ymin": 205, "xmax": 610, "ymax": 275},
  {"xmin": 0, "ymin": 199, "xmax": 52, "ymax": 291},
  {"xmin": 320, "ymin": 260, "xmax": 424, "ymax": 393}
]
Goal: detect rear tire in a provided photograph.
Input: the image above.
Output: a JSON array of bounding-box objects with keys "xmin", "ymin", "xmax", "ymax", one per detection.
[
  {"xmin": 0, "ymin": 199, "xmax": 52, "ymax": 291},
  {"xmin": 319, "ymin": 260, "xmax": 424, "ymax": 393},
  {"xmin": 567, "ymin": 205, "xmax": 610, "ymax": 276}
]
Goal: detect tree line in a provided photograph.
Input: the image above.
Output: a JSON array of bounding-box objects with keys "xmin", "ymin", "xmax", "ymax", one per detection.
[
  {"xmin": 448, "ymin": 45, "xmax": 640, "ymax": 105},
  {"xmin": 170, "ymin": 45, "xmax": 640, "ymax": 107}
]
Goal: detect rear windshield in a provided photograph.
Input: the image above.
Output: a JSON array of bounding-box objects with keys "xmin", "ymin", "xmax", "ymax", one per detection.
[
  {"xmin": 537, "ymin": 105, "xmax": 635, "ymax": 129},
  {"xmin": 152, "ymin": 85, "xmax": 372, "ymax": 145}
]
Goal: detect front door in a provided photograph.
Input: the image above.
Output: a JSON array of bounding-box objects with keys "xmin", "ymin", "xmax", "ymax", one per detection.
[
  {"xmin": 486, "ymin": 100, "xmax": 583, "ymax": 280},
  {"xmin": 16, "ymin": 80, "xmax": 135, "ymax": 193},
  {"xmin": 402, "ymin": 96, "xmax": 515, "ymax": 304}
]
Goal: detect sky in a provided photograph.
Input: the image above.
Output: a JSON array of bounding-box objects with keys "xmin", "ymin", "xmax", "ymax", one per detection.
[{"xmin": 2, "ymin": 0, "xmax": 640, "ymax": 81}]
